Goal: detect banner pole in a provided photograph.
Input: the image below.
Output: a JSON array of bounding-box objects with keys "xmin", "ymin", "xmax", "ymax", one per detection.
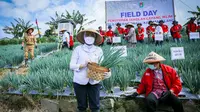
[
  {"xmin": 105, "ymin": 1, "xmax": 107, "ymax": 31},
  {"xmin": 172, "ymin": 0, "xmax": 176, "ymax": 20}
]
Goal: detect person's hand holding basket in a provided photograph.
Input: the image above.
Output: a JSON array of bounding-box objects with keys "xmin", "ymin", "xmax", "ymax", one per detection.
[{"xmin": 87, "ymin": 47, "xmax": 124, "ymax": 81}]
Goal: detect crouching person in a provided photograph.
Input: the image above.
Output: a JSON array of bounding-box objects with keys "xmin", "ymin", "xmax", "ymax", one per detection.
[
  {"xmin": 127, "ymin": 52, "xmax": 184, "ymax": 112},
  {"xmin": 70, "ymin": 29, "xmax": 111, "ymax": 112}
]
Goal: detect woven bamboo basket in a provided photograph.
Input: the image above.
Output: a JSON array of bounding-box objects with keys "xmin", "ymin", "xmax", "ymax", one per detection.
[{"xmin": 87, "ymin": 62, "xmax": 109, "ymax": 81}]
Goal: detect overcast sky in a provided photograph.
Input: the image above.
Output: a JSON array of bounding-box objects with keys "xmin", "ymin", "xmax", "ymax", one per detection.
[{"xmin": 0, "ymin": 0, "xmax": 199, "ymax": 38}]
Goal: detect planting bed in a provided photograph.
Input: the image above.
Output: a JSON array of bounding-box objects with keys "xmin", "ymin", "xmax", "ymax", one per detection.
[{"xmin": 0, "ymin": 39, "xmax": 200, "ymax": 111}]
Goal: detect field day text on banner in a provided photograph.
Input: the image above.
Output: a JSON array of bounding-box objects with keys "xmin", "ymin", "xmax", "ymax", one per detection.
[{"xmin": 105, "ymin": 0, "xmax": 175, "ymax": 36}]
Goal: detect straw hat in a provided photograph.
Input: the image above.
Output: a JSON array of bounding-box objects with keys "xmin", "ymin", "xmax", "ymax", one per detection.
[
  {"xmin": 125, "ymin": 23, "xmax": 134, "ymax": 27},
  {"xmin": 60, "ymin": 29, "xmax": 67, "ymax": 32},
  {"xmin": 143, "ymin": 51, "xmax": 166, "ymax": 63},
  {"xmin": 76, "ymin": 29, "xmax": 103, "ymax": 45},
  {"xmin": 151, "ymin": 22, "xmax": 158, "ymax": 25},
  {"xmin": 26, "ymin": 28, "xmax": 34, "ymax": 33}
]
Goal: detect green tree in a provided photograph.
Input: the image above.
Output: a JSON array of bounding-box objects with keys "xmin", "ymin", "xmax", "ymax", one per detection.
[
  {"xmin": 46, "ymin": 11, "xmax": 62, "ymax": 31},
  {"xmin": 61, "ymin": 10, "xmax": 96, "ymax": 33},
  {"xmin": 3, "ymin": 18, "xmax": 33, "ymax": 38},
  {"xmin": 46, "ymin": 10, "xmax": 96, "ymax": 37},
  {"xmin": 188, "ymin": 6, "xmax": 200, "ymax": 21},
  {"xmin": 3, "ymin": 23, "xmax": 21, "ymax": 38},
  {"xmin": 184, "ymin": 6, "xmax": 200, "ymax": 25}
]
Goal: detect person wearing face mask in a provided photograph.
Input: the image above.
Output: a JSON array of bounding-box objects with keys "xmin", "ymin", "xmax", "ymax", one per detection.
[
  {"xmin": 127, "ymin": 51, "xmax": 183, "ymax": 112},
  {"xmin": 70, "ymin": 29, "xmax": 111, "ymax": 112}
]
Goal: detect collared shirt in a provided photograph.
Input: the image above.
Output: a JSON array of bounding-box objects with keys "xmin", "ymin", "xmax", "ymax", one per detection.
[
  {"xmin": 62, "ymin": 32, "xmax": 70, "ymax": 42},
  {"xmin": 70, "ymin": 44, "xmax": 103, "ymax": 85},
  {"xmin": 152, "ymin": 69, "xmax": 168, "ymax": 99},
  {"xmin": 161, "ymin": 24, "xmax": 168, "ymax": 33}
]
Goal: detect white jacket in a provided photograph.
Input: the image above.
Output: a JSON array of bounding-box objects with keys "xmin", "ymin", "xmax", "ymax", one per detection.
[{"xmin": 70, "ymin": 44, "xmax": 103, "ymax": 85}]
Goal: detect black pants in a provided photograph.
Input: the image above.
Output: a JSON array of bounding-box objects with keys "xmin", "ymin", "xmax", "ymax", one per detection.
[
  {"xmin": 138, "ymin": 40, "xmax": 144, "ymax": 43},
  {"xmin": 155, "ymin": 41, "xmax": 163, "ymax": 46},
  {"xmin": 146, "ymin": 93, "xmax": 184, "ymax": 112},
  {"xmin": 73, "ymin": 83, "xmax": 101, "ymax": 112},
  {"xmin": 62, "ymin": 42, "xmax": 68, "ymax": 48}
]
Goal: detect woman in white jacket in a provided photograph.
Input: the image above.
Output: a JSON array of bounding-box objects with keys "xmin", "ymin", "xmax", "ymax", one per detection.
[{"xmin": 70, "ymin": 29, "xmax": 111, "ymax": 112}]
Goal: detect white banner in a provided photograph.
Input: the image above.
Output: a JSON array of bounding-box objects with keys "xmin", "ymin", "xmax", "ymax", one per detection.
[
  {"xmin": 189, "ymin": 32, "xmax": 200, "ymax": 39},
  {"xmin": 171, "ymin": 47, "xmax": 185, "ymax": 60},
  {"xmin": 105, "ymin": 0, "xmax": 175, "ymax": 37},
  {"xmin": 112, "ymin": 37, "xmax": 121, "ymax": 43},
  {"xmin": 155, "ymin": 33, "xmax": 164, "ymax": 41}
]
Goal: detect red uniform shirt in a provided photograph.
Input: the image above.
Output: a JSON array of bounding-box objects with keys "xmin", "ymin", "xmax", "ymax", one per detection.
[
  {"xmin": 137, "ymin": 64, "xmax": 182, "ymax": 97},
  {"xmin": 160, "ymin": 24, "xmax": 168, "ymax": 33},
  {"xmin": 117, "ymin": 27, "xmax": 124, "ymax": 34},
  {"xmin": 69, "ymin": 35, "xmax": 74, "ymax": 47},
  {"xmin": 146, "ymin": 26, "xmax": 155, "ymax": 38},
  {"xmin": 99, "ymin": 30, "xmax": 105, "ymax": 43},
  {"xmin": 124, "ymin": 28, "xmax": 130, "ymax": 35},
  {"xmin": 187, "ymin": 23, "xmax": 197, "ymax": 34},
  {"xmin": 136, "ymin": 27, "xmax": 145, "ymax": 40},
  {"xmin": 170, "ymin": 24, "xmax": 182, "ymax": 38},
  {"xmin": 106, "ymin": 30, "xmax": 114, "ymax": 38}
]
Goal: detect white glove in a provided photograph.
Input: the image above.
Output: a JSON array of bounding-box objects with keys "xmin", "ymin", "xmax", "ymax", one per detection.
[{"xmin": 104, "ymin": 70, "xmax": 112, "ymax": 79}]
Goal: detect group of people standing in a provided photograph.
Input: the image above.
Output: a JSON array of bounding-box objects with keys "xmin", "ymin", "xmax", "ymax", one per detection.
[{"xmin": 98, "ymin": 18, "xmax": 200, "ymax": 47}]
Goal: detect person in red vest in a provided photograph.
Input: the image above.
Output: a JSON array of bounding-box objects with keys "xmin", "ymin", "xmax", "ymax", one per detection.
[
  {"xmin": 98, "ymin": 26, "xmax": 105, "ymax": 46},
  {"xmin": 68, "ymin": 32, "xmax": 74, "ymax": 50},
  {"xmin": 115, "ymin": 23, "xmax": 124, "ymax": 35},
  {"xmin": 127, "ymin": 51, "xmax": 184, "ymax": 112},
  {"xmin": 124, "ymin": 26, "xmax": 130, "ymax": 36},
  {"xmin": 106, "ymin": 25, "xmax": 114, "ymax": 45},
  {"xmin": 170, "ymin": 21, "xmax": 182, "ymax": 43},
  {"xmin": 186, "ymin": 17, "xmax": 197, "ymax": 42},
  {"xmin": 136, "ymin": 23, "xmax": 145, "ymax": 43},
  {"xmin": 159, "ymin": 20, "xmax": 169, "ymax": 42},
  {"xmin": 146, "ymin": 21, "xmax": 156, "ymax": 43}
]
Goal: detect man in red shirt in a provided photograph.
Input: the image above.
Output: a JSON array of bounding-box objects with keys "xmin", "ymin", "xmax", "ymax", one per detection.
[
  {"xmin": 106, "ymin": 25, "xmax": 114, "ymax": 45},
  {"xmin": 127, "ymin": 52, "xmax": 184, "ymax": 112},
  {"xmin": 146, "ymin": 21, "xmax": 156, "ymax": 43},
  {"xmin": 98, "ymin": 26, "xmax": 105, "ymax": 46},
  {"xmin": 115, "ymin": 23, "xmax": 124, "ymax": 35},
  {"xmin": 187, "ymin": 18, "xmax": 197, "ymax": 42},
  {"xmin": 136, "ymin": 23, "xmax": 145, "ymax": 43},
  {"xmin": 170, "ymin": 21, "xmax": 182, "ymax": 43},
  {"xmin": 159, "ymin": 20, "xmax": 169, "ymax": 42}
]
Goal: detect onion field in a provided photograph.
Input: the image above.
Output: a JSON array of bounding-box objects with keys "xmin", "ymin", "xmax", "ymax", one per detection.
[{"xmin": 0, "ymin": 39, "xmax": 200, "ymax": 96}]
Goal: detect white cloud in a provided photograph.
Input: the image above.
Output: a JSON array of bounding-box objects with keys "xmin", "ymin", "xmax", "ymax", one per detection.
[
  {"xmin": 27, "ymin": 0, "xmax": 50, "ymax": 12},
  {"xmin": 83, "ymin": 0, "xmax": 106, "ymax": 30},
  {"xmin": 12, "ymin": 0, "xmax": 27, "ymax": 6},
  {"xmin": 0, "ymin": 1, "xmax": 31, "ymax": 21},
  {"xmin": 35, "ymin": 1, "xmax": 80, "ymax": 21}
]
